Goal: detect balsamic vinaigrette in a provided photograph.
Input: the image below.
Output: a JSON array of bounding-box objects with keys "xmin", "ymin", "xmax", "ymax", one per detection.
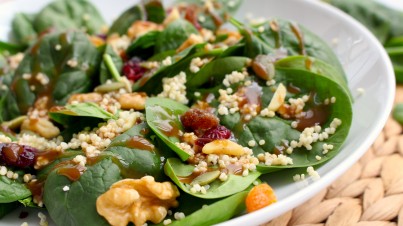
[{"xmin": 150, "ymin": 105, "xmax": 181, "ymax": 137}]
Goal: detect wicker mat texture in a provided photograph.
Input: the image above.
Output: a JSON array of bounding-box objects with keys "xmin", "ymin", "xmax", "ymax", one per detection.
[{"xmin": 264, "ymin": 86, "xmax": 403, "ymax": 226}]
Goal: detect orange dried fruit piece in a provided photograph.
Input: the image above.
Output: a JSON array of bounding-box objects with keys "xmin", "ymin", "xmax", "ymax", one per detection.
[{"xmin": 245, "ymin": 183, "xmax": 277, "ymax": 213}]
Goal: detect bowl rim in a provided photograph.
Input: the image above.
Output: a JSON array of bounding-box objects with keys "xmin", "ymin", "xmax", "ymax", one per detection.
[{"xmin": 218, "ymin": 0, "xmax": 395, "ymax": 225}]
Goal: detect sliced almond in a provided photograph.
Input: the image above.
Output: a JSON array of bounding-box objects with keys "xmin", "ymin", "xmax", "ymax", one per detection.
[
  {"xmin": 202, "ymin": 140, "xmax": 245, "ymax": 156},
  {"xmin": 268, "ymin": 83, "xmax": 286, "ymax": 111}
]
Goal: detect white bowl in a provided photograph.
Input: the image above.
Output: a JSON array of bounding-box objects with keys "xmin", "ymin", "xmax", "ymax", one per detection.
[{"xmin": 0, "ymin": 0, "xmax": 395, "ymax": 225}]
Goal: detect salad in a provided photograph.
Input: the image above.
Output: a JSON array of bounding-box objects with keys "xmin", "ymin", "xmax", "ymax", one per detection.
[{"xmin": 0, "ymin": 0, "xmax": 353, "ymax": 225}]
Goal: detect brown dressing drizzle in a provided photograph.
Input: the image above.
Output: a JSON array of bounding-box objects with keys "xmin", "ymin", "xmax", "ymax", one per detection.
[
  {"xmin": 296, "ymin": 104, "xmax": 330, "ymax": 131},
  {"xmin": 125, "ymin": 136, "xmax": 155, "ymax": 151},
  {"xmin": 150, "ymin": 105, "xmax": 181, "ymax": 138},
  {"xmin": 26, "ymin": 180, "xmax": 45, "ymax": 205}
]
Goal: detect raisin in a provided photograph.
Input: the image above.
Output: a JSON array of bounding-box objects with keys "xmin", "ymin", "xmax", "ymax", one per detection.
[
  {"xmin": 0, "ymin": 143, "xmax": 38, "ymax": 168},
  {"xmin": 180, "ymin": 109, "xmax": 219, "ymax": 132},
  {"xmin": 122, "ymin": 57, "xmax": 147, "ymax": 82}
]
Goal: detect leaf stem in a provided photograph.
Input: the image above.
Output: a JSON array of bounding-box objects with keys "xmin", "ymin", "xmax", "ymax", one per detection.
[{"xmin": 103, "ymin": 54, "xmax": 122, "ymax": 82}]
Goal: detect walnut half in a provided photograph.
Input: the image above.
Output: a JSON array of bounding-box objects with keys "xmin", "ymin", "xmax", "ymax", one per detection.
[{"xmin": 96, "ymin": 176, "xmax": 180, "ymax": 226}]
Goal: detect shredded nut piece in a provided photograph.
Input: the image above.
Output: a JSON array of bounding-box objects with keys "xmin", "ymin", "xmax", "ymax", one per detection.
[
  {"xmin": 96, "ymin": 176, "xmax": 179, "ymax": 226},
  {"xmin": 127, "ymin": 21, "xmax": 163, "ymax": 39},
  {"xmin": 268, "ymin": 83, "xmax": 286, "ymax": 111},
  {"xmin": 118, "ymin": 92, "xmax": 147, "ymax": 110},
  {"xmin": 68, "ymin": 92, "xmax": 103, "ymax": 104},
  {"xmin": 176, "ymin": 34, "xmax": 204, "ymax": 53},
  {"xmin": 202, "ymin": 140, "xmax": 245, "ymax": 156},
  {"xmin": 21, "ymin": 118, "xmax": 60, "ymax": 139},
  {"xmin": 163, "ymin": 7, "xmax": 180, "ymax": 26}
]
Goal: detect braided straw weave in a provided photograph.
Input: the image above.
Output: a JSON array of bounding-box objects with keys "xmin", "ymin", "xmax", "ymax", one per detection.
[{"xmin": 264, "ymin": 86, "xmax": 403, "ymax": 226}]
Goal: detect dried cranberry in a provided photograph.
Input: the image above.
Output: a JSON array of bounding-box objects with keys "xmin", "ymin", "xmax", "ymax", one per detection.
[
  {"xmin": 202, "ymin": 125, "xmax": 232, "ymax": 140},
  {"xmin": 195, "ymin": 125, "xmax": 232, "ymax": 148},
  {"xmin": 122, "ymin": 57, "xmax": 147, "ymax": 82},
  {"xmin": 180, "ymin": 109, "xmax": 219, "ymax": 132},
  {"xmin": 0, "ymin": 143, "xmax": 38, "ymax": 168}
]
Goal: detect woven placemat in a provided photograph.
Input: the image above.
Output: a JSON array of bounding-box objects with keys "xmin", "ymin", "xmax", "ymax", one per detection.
[{"xmin": 264, "ymin": 86, "xmax": 403, "ymax": 226}]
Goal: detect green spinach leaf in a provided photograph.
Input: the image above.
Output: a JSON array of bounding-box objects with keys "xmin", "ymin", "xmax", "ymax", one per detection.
[
  {"xmin": 232, "ymin": 18, "xmax": 346, "ymax": 79},
  {"xmin": 49, "ymin": 102, "xmax": 117, "ymax": 126},
  {"xmin": 11, "ymin": 13, "xmax": 37, "ymax": 46},
  {"xmin": 0, "ymin": 174, "xmax": 31, "ymax": 203},
  {"xmin": 33, "ymin": 0, "xmax": 105, "ymax": 35},
  {"xmin": 0, "ymin": 41, "xmax": 25, "ymax": 55},
  {"xmin": 145, "ymin": 97, "xmax": 190, "ymax": 161},
  {"xmin": 108, "ymin": 5, "xmax": 146, "ymax": 35},
  {"xmin": 219, "ymin": 69, "xmax": 352, "ymax": 173},
  {"xmin": 164, "ymin": 158, "xmax": 260, "ymax": 199},
  {"xmin": 43, "ymin": 157, "xmax": 121, "ymax": 226},
  {"xmin": 385, "ymin": 37, "xmax": 403, "ymax": 83},
  {"xmin": 186, "ymin": 56, "xmax": 250, "ymax": 89},
  {"xmin": 327, "ymin": 0, "xmax": 403, "ymax": 44},
  {"xmin": 167, "ymin": 190, "xmax": 248, "ymax": 226},
  {"xmin": 144, "ymin": 0, "xmax": 166, "ymax": 24},
  {"xmin": 11, "ymin": 31, "xmax": 101, "ymax": 114},
  {"xmin": 393, "ymin": 103, "xmax": 403, "ymax": 125},
  {"xmin": 0, "ymin": 202, "xmax": 19, "ymax": 219},
  {"xmin": 155, "ymin": 19, "xmax": 199, "ymax": 53},
  {"xmin": 275, "ymin": 56, "xmax": 352, "ymax": 100},
  {"xmin": 104, "ymin": 122, "xmax": 165, "ymax": 180},
  {"xmin": 126, "ymin": 31, "xmax": 161, "ymax": 60}
]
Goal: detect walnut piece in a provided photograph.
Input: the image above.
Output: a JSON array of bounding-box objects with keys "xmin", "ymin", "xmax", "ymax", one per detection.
[
  {"xmin": 118, "ymin": 92, "xmax": 147, "ymax": 110},
  {"xmin": 202, "ymin": 140, "xmax": 245, "ymax": 156},
  {"xmin": 21, "ymin": 118, "xmax": 60, "ymax": 139},
  {"xmin": 127, "ymin": 21, "xmax": 163, "ymax": 39},
  {"xmin": 96, "ymin": 176, "xmax": 180, "ymax": 226},
  {"xmin": 68, "ymin": 92, "xmax": 103, "ymax": 104}
]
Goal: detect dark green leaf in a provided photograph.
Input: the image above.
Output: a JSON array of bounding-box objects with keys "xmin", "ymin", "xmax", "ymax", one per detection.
[
  {"xmin": 11, "ymin": 31, "xmax": 101, "ymax": 114},
  {"xmin": 175, "ymin": 0, "xmax": 243, "ymax": 31},
  {"xmin": 0, "ymin": 41, "xmax": 26, "ymax": 55},
  {"xmin": 0, "ymin": 72, "xmax": 21, "ymax": 123},
  {"xmin": 186, "ymin": 56, "xmax": 250, "ymax": 88},
  {"xmin": 218, "ymin": 68, "xmax": 352, "ymax": 173},
  {"xmin": 168, "ymin": 190, "xmax": 248, "ymax": 226},
  {"xmin": 104, "ymin": 122, "xmax": 165, "ymax": 180},
  {"xmin": 126, "ymin": 31, "xmax": 161, "ymax": 60},
  {"xmin": 0, "ymin": 175, "xmax": 31, "ymax": 203},
  {"xmin": 145, "ymin": 97, "xmax": 190, "ymax": 161},
  {"xmin": 108, "ymin": 5, "xmax": 146, "ymax": 35},
  {"xmin": 233, "ymin": 18, "xmax": 346, "ymax": 79},
  {"xmin": 144, "ymin": 0, "xmax": 166, "ymax": 24},
  {"xmin": 11, "ymin": 13, "xmax": 37, "ymax": 46},
  {"xmin": 275, "ymin": 56, "xmax": 352, "ymax": 100},
  {"xmin": 49, "ymin": 102, "xmax": 116, "ymax": 127},
  {"xmin": 164, "ymin": 158, "xmax": 260, "ymax": 199},
  {"xmin": 135, "ymin": 46, "xmax": 223, "ymax": 94},
  {"xmin": 385, "ymin": 37, "xmax": 403, "ymax": 83},
  {"xmin": 43, "ymin": 157, "xmax": 121, "ymax": 226},
  {"xmin": 155, "ymin": 19, "xmax": 198, "ymax": 53},
  {"xmin": 393, "ymin": 103, "xmax": 403, "ymax": 125},
  {"xmin": 327, "ymin": 0, "xmax": 403, "ymax": 44},
  {"xmin": 0, "ymin": 202, "xmax": 19, "ymax": 219},
  {"xmin": 33, "ymin": 0, "xmax": 105, "ymax": 35}
]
